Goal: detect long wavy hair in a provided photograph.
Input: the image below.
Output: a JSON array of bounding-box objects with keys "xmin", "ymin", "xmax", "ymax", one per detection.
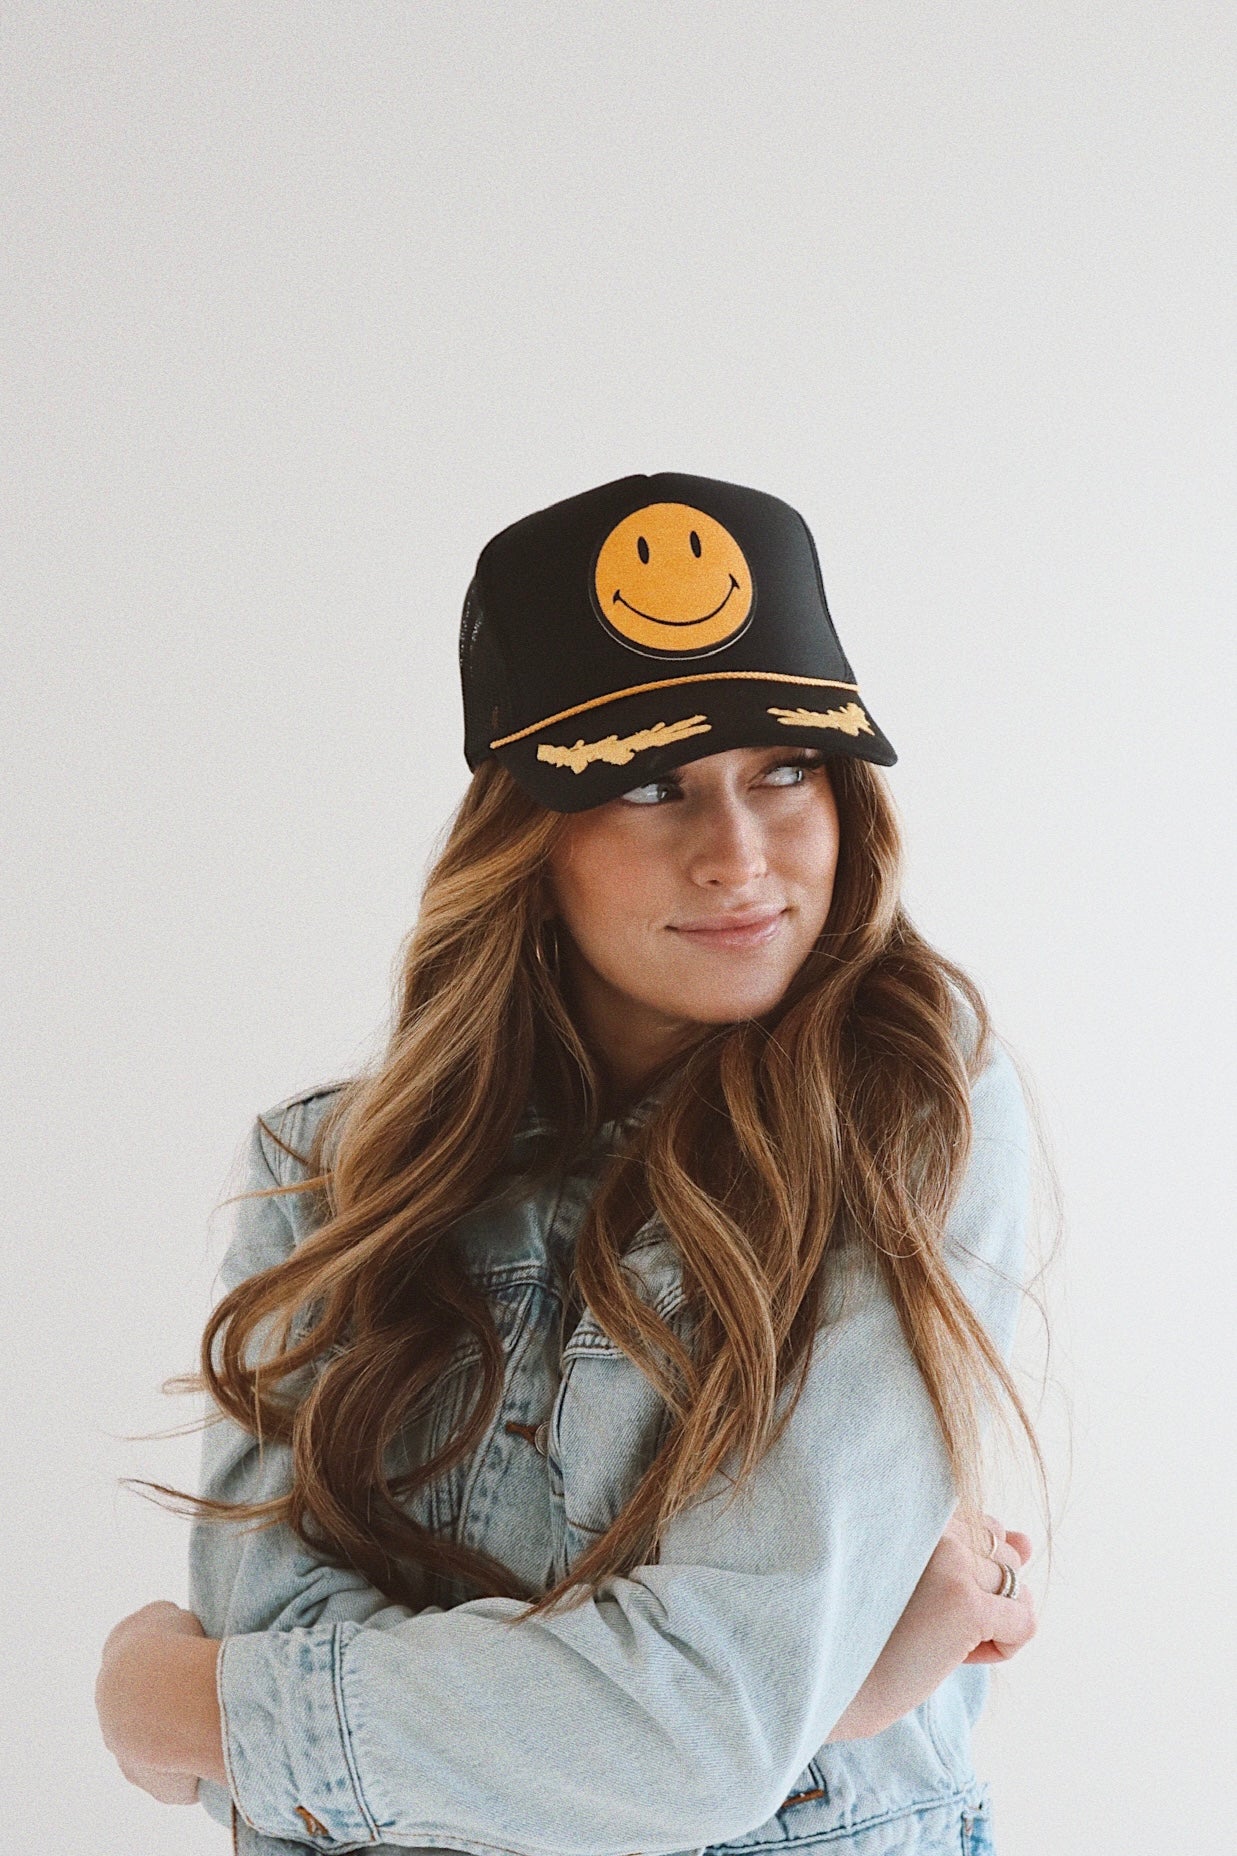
[{"xmin": 135, "ymin": 754, "xmax": 1054, "ymax": 1620}]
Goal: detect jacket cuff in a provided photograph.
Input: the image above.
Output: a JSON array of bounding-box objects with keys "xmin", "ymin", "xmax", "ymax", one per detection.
[{"xmin": 217, "ymin": 1627, "xmax": 380, "ymax": 1847}]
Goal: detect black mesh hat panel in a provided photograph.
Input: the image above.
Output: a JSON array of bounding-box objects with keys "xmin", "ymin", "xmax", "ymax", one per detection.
[
  {"xmin": 460, "ymin": 578, "xmax": 514, "ymax": 771},
  {"xmin": 456, "ymin": 471, "xmax": 896, "ymax": 809}
]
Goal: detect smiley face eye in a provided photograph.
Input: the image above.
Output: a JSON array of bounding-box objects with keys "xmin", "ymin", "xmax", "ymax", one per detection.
[
  {"xmin": 637, "ymin": 535, "xmax": 650, "ymax": 564},
  {"xmin": 690, "ymin": 530, "xmax": 702, "ymax": 557}
]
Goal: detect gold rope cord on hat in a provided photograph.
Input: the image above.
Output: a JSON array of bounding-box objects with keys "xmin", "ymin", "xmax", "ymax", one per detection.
[
  {"xmin": 767, "ymin": 702, "xmax": 874, "ymax": 737},
  {"xmin": 490, "ymin": 671, "xmax": 861, "ymax": 750},
  {"xmin": 536, "ymin": 714, "xmax": 712, "ymax": 775}
]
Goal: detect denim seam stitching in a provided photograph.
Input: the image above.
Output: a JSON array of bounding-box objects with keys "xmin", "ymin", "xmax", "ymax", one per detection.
[
  {"xmin": 768, "ymin": 1783, "xmax": 972, "ymax": 1847},
  {"xmin": 919, "ymin": 1692, "xmax": 958, "ymax": 1778},
  {"xmin": 331, "ymin": 1622, "xmax": 382, "ymax": 1842},
  {"xmin": 255, "ymin": 1103, "xmax": 295, "ymax": 1190},
  {"xmin": 455, "ymin": 1281, "xmax": 542, "ymax": 1527},
  {"xmin": 215, "ymin": 1636, "xmax": 257, "ymax": 1832},
  {"xmin": 562, "ymin": 1283, "xmax": 688, "ymax": 1358}
]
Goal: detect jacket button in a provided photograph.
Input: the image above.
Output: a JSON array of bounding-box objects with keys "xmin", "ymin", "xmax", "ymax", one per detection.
[
  {"xmin": 293, "ymin": 1804, "xmax": 332, "ymax": 1838},
  {"xmin": 533, "ymin": 1420, "xmax": 549, "ymax": 1456}
]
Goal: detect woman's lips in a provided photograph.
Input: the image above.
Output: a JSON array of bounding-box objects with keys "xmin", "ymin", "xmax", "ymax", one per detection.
[{"xmin": 669, "ymin": 907, "xmax": 787, "ymax": 948}]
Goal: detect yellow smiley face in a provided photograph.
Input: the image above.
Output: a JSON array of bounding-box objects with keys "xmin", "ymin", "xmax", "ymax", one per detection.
[{"xmin": 592, "ymin": 503, "xmax": 754, "ymax": 655}]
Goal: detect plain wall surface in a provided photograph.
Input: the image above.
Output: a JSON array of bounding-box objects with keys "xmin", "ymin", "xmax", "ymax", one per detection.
[{"xmin": 3, "ymin": 4, "xmax": 1233, "ymax": 1850}]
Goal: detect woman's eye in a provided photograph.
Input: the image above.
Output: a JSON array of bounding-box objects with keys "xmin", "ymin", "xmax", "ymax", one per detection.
[
  {"xmin": 763, "ymin": 756, "xmax": 823, "ymax": 786},
  {"xmin": 618, "ymin": 779, "xmax": 676, "ymax": 806},
  {"xmin": 618, "ymin": 757, "xmax": 824, "ymax": 803}
]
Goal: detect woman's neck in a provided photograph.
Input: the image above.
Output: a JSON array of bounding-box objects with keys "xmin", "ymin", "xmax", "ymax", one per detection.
[{"xmin": 557, "ymin": 944, "xmax": 701, "ymax": 1116}]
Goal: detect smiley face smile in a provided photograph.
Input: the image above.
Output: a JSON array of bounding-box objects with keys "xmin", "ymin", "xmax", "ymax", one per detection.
[{"xmin": 612, "ymin": 573, "xmax": 740, "ymax": 627}]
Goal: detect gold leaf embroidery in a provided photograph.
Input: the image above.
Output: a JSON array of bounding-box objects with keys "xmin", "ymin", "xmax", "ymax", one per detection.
[
  {"xmin": 766, "ymin": 702, "xmax": 873, "ymax": 738},
  {"xmin": 536, "ymin": 714, "xmax": 712, "ymax": 774}
]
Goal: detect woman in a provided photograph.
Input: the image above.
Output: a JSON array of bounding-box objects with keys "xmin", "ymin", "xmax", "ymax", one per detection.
[{"xmin": 97, "ymin": 472, "xmax": 1047, "ymax": 1856}]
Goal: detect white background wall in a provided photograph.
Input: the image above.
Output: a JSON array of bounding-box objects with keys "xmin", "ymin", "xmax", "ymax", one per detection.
[{"xmin": 4, "ymin": 5, "xmax": 1233, "ymax": 1851}]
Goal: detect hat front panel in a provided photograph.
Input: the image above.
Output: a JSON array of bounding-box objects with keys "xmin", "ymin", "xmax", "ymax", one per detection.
[
  {"xmin": 478, "ymin": 473, "xmax": 855, "ymax": 749},
  {"xmin": 463, "ymin": 471, "xmax": 893, "ymax": 810}
]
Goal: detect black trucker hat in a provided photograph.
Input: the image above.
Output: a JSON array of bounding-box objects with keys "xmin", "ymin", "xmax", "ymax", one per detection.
[{"xmin": 459, "ymin": 471, "xmax": 896, "ymax": 812}]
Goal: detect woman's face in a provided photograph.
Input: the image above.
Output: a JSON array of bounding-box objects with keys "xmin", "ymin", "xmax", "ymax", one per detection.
[{"xmin": 545, "ymin": 744, "xmax": 841, "ymax": 1093}]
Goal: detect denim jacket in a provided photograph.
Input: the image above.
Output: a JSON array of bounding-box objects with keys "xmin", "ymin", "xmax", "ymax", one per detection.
[{"xmin": 188, "ymin": 1013, "xmax": 1028, "ymax": 1856}]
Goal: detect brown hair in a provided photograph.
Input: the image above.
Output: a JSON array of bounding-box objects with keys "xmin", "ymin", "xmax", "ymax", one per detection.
[{"xmin": 134, "ymin": 756, "xmax": 1055, "ymax": 1619}]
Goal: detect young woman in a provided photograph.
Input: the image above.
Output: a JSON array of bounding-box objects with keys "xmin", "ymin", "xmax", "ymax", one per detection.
[{"xmin": 97, "ymin": 472, "xmax": 1047, "ymax": 1856}]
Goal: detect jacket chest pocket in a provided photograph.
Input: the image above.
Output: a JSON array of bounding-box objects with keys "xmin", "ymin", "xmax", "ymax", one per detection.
[
  {"xmin": 548, "ymin": 1234, "xmax": 694, "ymax": 1578},
  {"xmin": 550, "ymin": 1331, "xmax": 677, "ymax": 1569},
  {"xmin": 412, "ymin": 1274, "xmax": 565, "ymax": 1596}
]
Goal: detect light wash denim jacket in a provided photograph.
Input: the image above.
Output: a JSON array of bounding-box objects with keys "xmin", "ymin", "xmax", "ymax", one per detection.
[{"xmin": 189, "ymin": 1013, "xmax": 1028, "ymax": 1856}]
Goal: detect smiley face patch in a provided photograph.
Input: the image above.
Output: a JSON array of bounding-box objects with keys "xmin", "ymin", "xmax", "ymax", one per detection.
[{"xmin": 592, "ymin": 502, "xmax": 754, "ymax": 656}]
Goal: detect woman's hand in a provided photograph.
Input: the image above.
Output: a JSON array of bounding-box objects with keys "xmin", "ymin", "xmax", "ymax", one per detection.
[
  {"xmin": 110, "ymin": 1754, "xmax": 200, "ymax": 1807},
  {"xmin": 95, "ymin": 1601, "xmax": 224, "ymax": 1801},
  {"xmin": 828, "ymin": 1511, "xmax": 1036, "ymax": 1741}
]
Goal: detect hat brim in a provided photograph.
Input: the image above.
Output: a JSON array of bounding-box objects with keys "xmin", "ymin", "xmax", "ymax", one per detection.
[{"xmin": 490, "ymin": 674, "xmax": 897, "ymax": 812}]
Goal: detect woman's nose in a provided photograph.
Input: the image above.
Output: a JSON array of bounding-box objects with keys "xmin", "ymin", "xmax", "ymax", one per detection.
[{"xmin": 686, "ymin": 799, "xmax": 770, "ymax": 888}]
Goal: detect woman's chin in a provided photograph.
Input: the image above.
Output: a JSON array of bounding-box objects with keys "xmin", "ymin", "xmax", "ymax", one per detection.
[{"xmin": 657, "ymin": 975, "xmax": 796, "ymax": 1026}]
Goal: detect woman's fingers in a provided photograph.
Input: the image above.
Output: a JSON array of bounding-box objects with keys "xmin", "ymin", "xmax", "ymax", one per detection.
[
  {"xmin": 942, "ymin": 1509, "xmax": 1038, "ymax": 1665},
  {"xmin": 977, "ymin": 1515, "xmax": 1033, "ymax": 1563},
  {"xmin": 985, "ymin": 1597, "xmax": 1037, "ymax": 1656},
  {"xmin": 114, "ymin": 1753, "xmax": 199, "ymax": 1805},
  {"xmin": 963, "ymin": 1638, "xmax": 1025, "ymax": 1665},
  {"xmin": 972, "ymin": 1535, "xmax": 1038, "ymax": 1661},
  {"xmin": 972, "ymin": 1515, "xmax": 1034, "ymax": 1582},
  {"xmin": 972, "ymin": 1520, "xmax": 1035, "ymax": 1641},
  {"xmin": 966, "ymin": 1532, "xmax": 1018, "ymax": 1594},
  {"xmin": 101, "ymin": 1600, "xmax": 198, "ymax": 1662},
  {"xmin": 968, "ymin": 1592, "xmax": 1037, "ymax": 1662}
]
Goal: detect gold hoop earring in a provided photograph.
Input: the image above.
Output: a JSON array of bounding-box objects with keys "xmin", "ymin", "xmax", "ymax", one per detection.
[{"xmin": 534, "ymin": 918, "xmax": 561, "ymax": 976}]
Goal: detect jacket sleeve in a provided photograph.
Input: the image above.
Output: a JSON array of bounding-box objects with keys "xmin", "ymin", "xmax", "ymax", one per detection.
[
  {"xmin": 187, "ymin": 1111, "xmax": 425, "ymax": 1831},
  {"xmin": 190, "ymin": 1111, "xmax": 427, "ymax": 1636},
  {"xmin": 213, "ymin": 1031, "xmax": 1033, "ymax": 1856}
]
